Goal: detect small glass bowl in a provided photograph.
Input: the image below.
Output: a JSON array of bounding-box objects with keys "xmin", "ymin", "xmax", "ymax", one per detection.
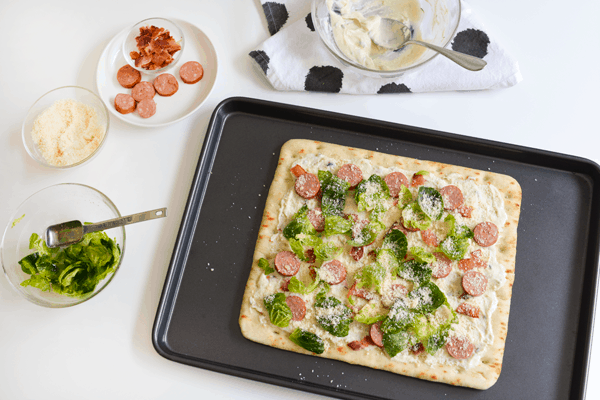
[
  {"xmin": 122, "ymin": 17, "xmax": 185, "ymax": 76},
  {"xmin": 0, "ymin": 184, "xmax": 126, "ymax": 308},
  {"xmin": 22, "ymin": 86, "xmax": 109, "ymax": 169},
  {"xmin": 311, "ymin": 0, "xmax": 461, "ymax": 78}
]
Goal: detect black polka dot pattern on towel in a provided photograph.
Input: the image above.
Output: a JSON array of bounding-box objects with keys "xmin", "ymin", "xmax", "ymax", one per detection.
[
  {"xmin": 262, "ymin": 2, "xmax": 289, "ymax": 36},
  {"xmin": 304, "ymin": 66, "xmax": 343, "ymax": 93},
  {"xmin": 452, "ymin": 29, "xmax": 490, "ymax": 58},
  {"xmin": 249, "ymin": 50, "xmax": 270, "ymax": 74},
  {"xmin": 377, "ymin": 83, "xmax": 412, "ymax": 94},
  {"xmin": 305, "ymin": 13, "xmax": 315, "ymax": 31}
]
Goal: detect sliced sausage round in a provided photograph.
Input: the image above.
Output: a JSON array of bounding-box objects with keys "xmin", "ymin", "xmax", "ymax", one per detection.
[
  {"xmin": 137, "ymin": 99, "xmax": 156, "ymax": 118},
  {"xmin": 308, "ymin": 208, "xmax": 325, "ymax": 232},
  {"xmin": 285, "ymin": 295, "xmax": 306, "ymax": 321},
  {"xmin": 456, "ymin": 303, "xmax": 481, "ymax": 318},
  {"xmin": 179, "ymin": 61, "xmax": 204, "ymax": 84},
  {"xmin": 462, "ymin": 270, "xmax": 488, "ymax": 296},
  {"xmin": 384, "ymin": 172, "xmax": 409, "ymax": 197},
  {"xmin": 117, "ymin": 65, "xmax": 141, "ymax": 88},
  {"xmin": 458, "ymin": 254, "xmax": 486, "ymax": 272},
  {"xmin": 350, "ymin": 246, "xmax": 364, "ymax": 261},
  {"xmin": 421, "ymin": 229, "xmax": 439, "ymax": 247},
  {"xmin": 369, "ymin": 322, "xmax": 384, "ymax": 348},
  {"xmin": 132, "ymin": 81, "xmax": 156, "ymax": 102},
  {"xmin": 294, "ymin": 173, "xmax": 320, "ymax": 199},
  {"xmin": 446, "ymin": 336, "xmax": 475, "ymax": 359},
  {"xmin": 319, "ymin": 260, "xmax": 346, "ymax": 285},
  {"xmin": 337, "ymin": 164, "xmax": 363, "ymax": 188},
  {"xmin": 473, "ymin": 222, "xmax": 499, "ymax": 247},
  {"xmin": 439, "ymin": 185, "xmax": 464, "ymax": 210},
  {"xmin": 431, "ymin": 252, "xmax": 452, "ymax": 279},
  {"xmin": 153, "ymin": 73, "xmax": 179, "ymax": 96},
  {"xmin": 114, "ymin": 93, "xmax": 136, "ymax": 114},
  {"xmin": 274, "ymin": 251, "xmax": 301, "ymax": 276}
]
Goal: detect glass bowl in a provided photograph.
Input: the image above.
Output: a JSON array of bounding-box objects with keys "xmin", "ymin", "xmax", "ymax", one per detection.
[
  {"xmin": 1, "ymin": 184, "xmax": 126, "ymax": 308},
  {"xmin": 22, "ymin": 86, "xmax": 109, "ymax": 169},
  {"xmin": 122, "ymin": 17, "xmax": 185, "ymax": 76},
  {"xmin": 312, "ymin": 0, "xmax": 461, "ymax": 78}
]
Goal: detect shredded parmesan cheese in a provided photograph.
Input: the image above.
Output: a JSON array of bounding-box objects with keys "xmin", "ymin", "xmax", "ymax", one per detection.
[{"xmin": 31, "ymin": 99, "xmax": 105, "ymax": 166}]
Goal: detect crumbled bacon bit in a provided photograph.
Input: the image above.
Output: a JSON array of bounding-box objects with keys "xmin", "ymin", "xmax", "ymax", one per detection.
[
  {"xmin": 348, "ymin": 282, "xmax": 374, "ymax": 301},
  {"xmin": 411, "ymin": 174, "xmax": 426, "ymax": 187},
  {"xmin": 350, "ymin": 246, "xmax": 364, "ymax": 261},
  {"xmin": 130, "ymin": 25, "xmax": 181, "ymax": 71},
  {"xmin": 280, "ymin": 279, "xmax": 290, "ymax": 292},
  {"xmin": 457, "ymin": 205, "xmax": 473, "ymax": 218},
  {"xmin": 348, "ymin": 336, "xmax": 375, "ymax": 351},
  {"xmin": 411, "ymin": 342, "xmax": 425, "ymax": 355},
  {"xmin": 304, "ymin": 249, "xmax": 316, "ymax": 263}
]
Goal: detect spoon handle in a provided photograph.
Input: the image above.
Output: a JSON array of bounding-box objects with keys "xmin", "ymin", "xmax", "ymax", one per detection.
[
  {"xmin": 407, "ymin": 40, "xmax": 487, "ymax": 71},
  {"xmin": 82, "ymin": 208, "xmax": 167, "ymax": 235}
]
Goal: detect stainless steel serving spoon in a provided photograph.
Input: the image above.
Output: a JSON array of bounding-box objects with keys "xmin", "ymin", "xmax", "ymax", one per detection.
[
  {"xmin": 368, "ymin": 18, "xmax": 487, "ymax": 71},
  {"xmin": 45, "ymin": 207, "xmax": 167, "ymax": 248}
]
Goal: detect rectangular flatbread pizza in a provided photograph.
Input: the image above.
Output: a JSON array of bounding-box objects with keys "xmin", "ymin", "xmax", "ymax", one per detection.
[{"xmin": 239, "ymin": 139, "xmax": 522, "ymax": 390}]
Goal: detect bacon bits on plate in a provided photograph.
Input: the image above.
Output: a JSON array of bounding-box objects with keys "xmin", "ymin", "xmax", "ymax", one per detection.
[{"xmin": 130, "ymin": 25, "xmax": 182, "ymax": 71}]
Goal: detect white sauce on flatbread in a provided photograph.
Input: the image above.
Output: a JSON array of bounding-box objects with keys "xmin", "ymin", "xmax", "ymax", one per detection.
[{"xmin": 252, "ymin": 154, "xmax": 507, "ymax": 370}]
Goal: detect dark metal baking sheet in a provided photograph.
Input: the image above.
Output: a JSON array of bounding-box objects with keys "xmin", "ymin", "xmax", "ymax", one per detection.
[{"xmin": 153, "ymin": 97, "xmax": 600, "ymax": 400}]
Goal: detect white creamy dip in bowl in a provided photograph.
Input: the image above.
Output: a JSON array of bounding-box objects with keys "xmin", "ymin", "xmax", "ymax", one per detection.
[{"xmin": 312, "ymin": 0, "xmax": 461, "ymax": 77}]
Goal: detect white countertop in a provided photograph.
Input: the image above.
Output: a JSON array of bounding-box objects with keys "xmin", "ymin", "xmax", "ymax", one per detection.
[{"xmin": 1, "ymin": 0, "xmax": 598, "ymax": 398}]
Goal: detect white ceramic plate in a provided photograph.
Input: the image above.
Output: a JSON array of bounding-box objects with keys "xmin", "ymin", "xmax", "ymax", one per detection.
[{"xmin": 96, "ymin": 19, "xmax": 218, "ymax": 127}]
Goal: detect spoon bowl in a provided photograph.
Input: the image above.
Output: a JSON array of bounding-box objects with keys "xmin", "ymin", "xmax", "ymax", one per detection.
[{"xmin": 369, "ymin": 18, "xmax": 487, "ymax": 71}]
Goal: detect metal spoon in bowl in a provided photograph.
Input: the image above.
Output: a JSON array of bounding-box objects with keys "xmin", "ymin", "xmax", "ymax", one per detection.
[
  {"xmin": 368, "ymin": 18, "xmax": 487, "ymax": 71},
  {"xmin": 45, "ymin": 207, "xmax": 167, "ymax": 248}
]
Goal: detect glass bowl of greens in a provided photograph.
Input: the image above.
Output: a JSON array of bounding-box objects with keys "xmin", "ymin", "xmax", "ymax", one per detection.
[{"xmin": 1, "ymin": 183, "xmax": 125, "ymax": 307}]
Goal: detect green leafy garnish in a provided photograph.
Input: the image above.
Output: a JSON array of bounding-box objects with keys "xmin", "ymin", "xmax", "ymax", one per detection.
[
  {"xmin": 283, "ymin": 205, "xmax": 317, "ymax": 240},
  {"xmin": 401, "ymin": 202, "xmax": 432, "ymax": 230},
  {"xmin": 264, "ymin": 293, "xmax": 293, "ymax": 328},
  {"xmin": 444, "ymin": 214, "xmax": 474, "ymax": 239},
  {"xmin": 314, "ymin": 241, "xmax": 342, "ymax": 261},
  {"xmin": 257, "ymin": 258, "xmax": 274, "ymax": 275},
  {"xmin": 323, "ymin": 215, "xmax": 353, "ymax": 236},
  {"xmin": 425, "ymin": 326, "xmax": 450, "ymax": 355},
  {"xmin": 11, "ymin": 214, "xmax": 25, "ymax": 228},
  {"xmin": 409, "ymin": 246, "xmax": 436, "ymax": 264},
  {"xmin": 381, "ymin": 229, "xmax": 408, "ymax": 261},
  {"xmin": 376, "ymin": 249, "xmax": 400, "ymax": 273},
  {"xmin": 19, "ymin": 232, "xmax": 120, "ymax": 297},
  {"xmin": 314, "ymin": 295, "xmax": 353, "ymax": 337},
  {"xmin": 438, "ymin": 235, "xmax": 470, "ymax": 260},
  {"xmin": 408, "ymin": 282, "xmax": 447, "ymax": 314},
  {"xmin": 355, "ymin": 263, "xmax": 386, "ymax": 293},
  {"xmin": 289, "ymin": 328, "xmax": 325, "ymax": 354},
  {"xmin": 381, "ymin": 299, "xmax": 415, "ymax": 334},
  {"xmin": 397, "ymin": 259, "xmax": 432, "ymax": 288},
  {"xmin": 355, "ymin": 175, "xmax": 390, "ymax": 221},
  {"xmin": 383, "ymin": 329, "xmax": 414, "ymax": 358},
  {"xmin": 318, "ymin": 170, "xmax": 350, "ymax": 216},
  {"xmin": 417, "ymin": 187, "xmax": 444, "ymax": 221},
  {"xmin": 415, "ymin": 170, "xmax": 430, "ymax": 176},
  {"xmin": 288, "ymin": 276, "xmax": 320, "ymax": 295},
  {"xmin": 398, "ymin": 186, "xmax": 413, "ymax": 208},
  {"xmin": 353, "ymin": 303, "xmax": 386, "ymax": 324},
  {"xmin": 348, "ymin": 220, "xmax": 383, "ymax": 247}
]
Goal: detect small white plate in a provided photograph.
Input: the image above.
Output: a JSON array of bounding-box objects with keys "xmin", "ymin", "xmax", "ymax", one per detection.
[{"xmin": 96, "ymin": 19, "xmax": 218, "ymax": 127}]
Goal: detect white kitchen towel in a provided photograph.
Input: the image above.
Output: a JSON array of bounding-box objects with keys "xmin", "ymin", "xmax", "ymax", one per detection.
[{"xmin": 250, "ymin": 0, "xmax": 522, "ymax": 94}]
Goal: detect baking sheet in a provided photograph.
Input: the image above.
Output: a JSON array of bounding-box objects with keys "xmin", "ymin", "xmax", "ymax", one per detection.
[{"xmin": 153, "ymin": 97, "xmax": 599, "ymax": 400}]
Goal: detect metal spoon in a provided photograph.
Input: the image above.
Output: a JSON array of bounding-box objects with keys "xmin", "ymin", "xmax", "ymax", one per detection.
[
  {"xmin": 368, "ymin": 18, "xmax": 487, "ymax": 71},
  {"xmin": 45, "ymin": 207, "xmax": 167, "ymax": 248}
]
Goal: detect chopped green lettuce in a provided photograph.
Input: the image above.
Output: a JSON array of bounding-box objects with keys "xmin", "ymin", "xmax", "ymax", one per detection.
[
  {"xmin": 318, "ymin": 170, "xmax": 351, "ymax": 216},
  {"xmin": 264, "ymin": 293, "xmax": 293, "ymax": 328},
  {"xmin": 289, "ymin": 328, "xmax": 325, "ymax": 354},
  {"xmin": 257, "ymin": 258, "xmax": 274, "ymax": 275},
  {"xmin": 19, "ymin": 231, "xmax": 120, "ymax": 297}
]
